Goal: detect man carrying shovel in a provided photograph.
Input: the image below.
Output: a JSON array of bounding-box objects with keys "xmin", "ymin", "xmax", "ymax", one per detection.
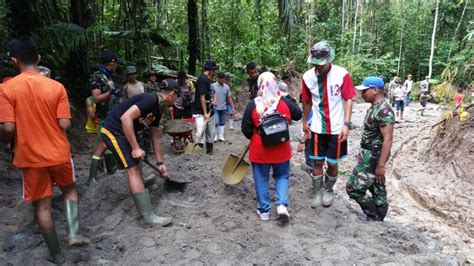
[
  {"xmin": 191, "ymin": 60, "xmax": 217, "ymax": 155},
  {"xmin": 100, "ymin": 79, "xmax": 181, "ymax": 226}
]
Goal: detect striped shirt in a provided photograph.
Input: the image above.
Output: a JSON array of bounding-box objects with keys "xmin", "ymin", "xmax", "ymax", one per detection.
[{"xmin": 301, "ymin": 64, "xmax": 355, "ymax": 135}]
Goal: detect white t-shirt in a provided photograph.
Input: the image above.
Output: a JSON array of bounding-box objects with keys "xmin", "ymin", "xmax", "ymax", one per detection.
[
  {"xmin": 125, "ymin": 81, "xmax": 145, "ymax": 98},
  {"xmin": 404, "ymin": 79, "xmax": 413, "ymax": 93}
]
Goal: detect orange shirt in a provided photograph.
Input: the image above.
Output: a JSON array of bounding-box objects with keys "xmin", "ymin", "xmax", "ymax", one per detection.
[{"xmin": 0, "ymin": 71, "xmax": 71, "ymax": 167}]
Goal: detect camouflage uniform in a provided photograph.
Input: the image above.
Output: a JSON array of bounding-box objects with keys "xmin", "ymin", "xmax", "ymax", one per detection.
[
  {"xmin": 89, "ymin": 65, "xmax": 123, "ymax": 140},
  {"xmin": 145, "ymin": 80, "xmax": 160, "ymax": 93},
  {"xmin": 346, "ymin": 99, "xmax": 395, "ymax": 221}
]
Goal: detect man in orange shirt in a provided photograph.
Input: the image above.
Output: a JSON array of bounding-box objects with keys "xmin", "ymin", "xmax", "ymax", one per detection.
[{"xmin": 0, "ymin": 36, "xmax": 89, "ymax": 264}]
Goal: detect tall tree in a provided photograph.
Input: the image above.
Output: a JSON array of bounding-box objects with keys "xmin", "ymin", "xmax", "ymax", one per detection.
[
  {"xmin": 187, "ymin": 0, "xmax": 199, "ymax": 75},
  {"xmin": 351, "ymin": 0, "xmax": 360, "ymax": 53},
  {"xmin": 447, "ymin": 0, "xmax": 468, "ymax": 60},
  {"xmin": 428, "ymin": 0, "xmax": 440, "ymax": 79},
  {"xmin": 397, "ymin": 0, "xmax": 404, "ymax": 76}
]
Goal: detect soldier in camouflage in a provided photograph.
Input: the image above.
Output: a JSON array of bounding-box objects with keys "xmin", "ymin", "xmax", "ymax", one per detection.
[
  {"xmin": 87, "ymin": 51, "xmax": 124, "ymax": 186},
  {"xmin": 347, "ymin": 76, "xmax": 395, "ymax": 221},
  {"xmin": 145, "ymin": 69, "xmax": 160, "ymax": 93}
]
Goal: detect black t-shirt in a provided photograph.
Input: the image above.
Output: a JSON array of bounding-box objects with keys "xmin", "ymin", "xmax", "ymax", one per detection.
[
  {"xmin": 192, "ymin": 74, "xmax": 214, "ymax": 115},
  {"xmin": 104, "ymin": 93, "xmax": 161, "ymax": 134},
  {"xmin": 248, "ymin": 78, "xmax": 258, "ymax": 99}
]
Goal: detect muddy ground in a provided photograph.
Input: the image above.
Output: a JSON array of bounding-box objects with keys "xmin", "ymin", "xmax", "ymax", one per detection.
[{"xmin": 0, "ymin": 100, "xmax": 472, "ymax": 265}]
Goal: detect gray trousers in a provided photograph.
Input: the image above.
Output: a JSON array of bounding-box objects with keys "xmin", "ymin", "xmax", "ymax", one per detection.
[{"xmin": 193, "ymin": 114, "xmax": 215, "ymax": 144}]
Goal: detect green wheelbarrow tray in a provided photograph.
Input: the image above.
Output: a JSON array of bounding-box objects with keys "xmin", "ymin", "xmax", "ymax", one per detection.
[{"xmin": 222, "ymin": 144, "xmax": 250, "ymax": 185}]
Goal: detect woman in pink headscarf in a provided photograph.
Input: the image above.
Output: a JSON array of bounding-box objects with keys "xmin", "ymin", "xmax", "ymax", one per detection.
[{"xmin": 241, "ymin": 72, "xmax": 302, "ymax": 223}]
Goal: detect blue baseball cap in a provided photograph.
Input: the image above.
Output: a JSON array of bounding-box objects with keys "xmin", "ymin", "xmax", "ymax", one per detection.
[{"xmin": 356, "ymin": 76, "xmax": 385, "ymax": 91}]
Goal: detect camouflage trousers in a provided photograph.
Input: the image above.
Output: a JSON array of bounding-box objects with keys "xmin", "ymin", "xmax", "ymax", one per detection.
[{"xmin": 346, "ymin": 148, "xmax": 388, "ymax": 220}]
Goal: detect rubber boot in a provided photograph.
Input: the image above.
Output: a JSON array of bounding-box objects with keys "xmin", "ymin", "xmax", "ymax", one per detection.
[
  {"xmin": 87, "ymin": 157, "xmax": 100, "ymax": 186},
  {"xmin": 357, "ymin": 199, "xmax": 380, "ymax": 221},
  {"xmin": 206, "ymin": 142, "xmax": 213, "ymax": 155},
  {"xmin": 310, "ymin": 174, "xmax": 324, "ymax": 209},
  {"xmin": 229, "ymin": 119, "xmax": 235, "ymax": 130},
  {"xmin": 41, "ymin": 228, "xmax": 65, "ymax": 264},
  {"xmin": 322, "ymin": 173, "xmax": 337, "ymax": 207},
  {"xmin": 214, "ymin": 128, "xmax": 218, "ymax": 142},
  {"xmin": 104, "ymin": 150, "xmax": 117, "ymax": 174},
  {"xmin": 218, "ymin": 126, "xmax": 225, "ymax": 141},
  {"xmin": 63, "ymin": 199, "xmax": 90, "ymax": 246},
  {"xmin": 97, "ymin": 158, "xmax": 105, "ymax": 174},
  {"xmin": 376, "ymin": 204, "xmax": 389, "ymax": 221},
  {"xmin": 131, "ymin": 190, "xmax": 173, "ymax": 226}
]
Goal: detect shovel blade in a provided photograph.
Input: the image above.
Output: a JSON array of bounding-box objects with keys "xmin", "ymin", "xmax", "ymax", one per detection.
[
  {"xmin": 222, "ymin": 154, "xmax": 251, "ymax": 185},
  {"xmin": 185, "ymin": 143, "xmax": 202, "ymax": 154}
]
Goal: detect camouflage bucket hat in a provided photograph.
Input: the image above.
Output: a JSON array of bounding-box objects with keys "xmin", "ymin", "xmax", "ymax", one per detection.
[
  {"xmin": 307, "ymin": 41, "xmax": 335, "ymax": 66},
  {"xmin": 127, "ymin": 66, "xmax": 137, "ymax": 75}
]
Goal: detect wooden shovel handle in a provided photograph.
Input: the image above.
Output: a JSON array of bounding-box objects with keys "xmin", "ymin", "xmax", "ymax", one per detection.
[{"xmin": 231, "ymin": 144, "xmax": 250, "ymax": 174}]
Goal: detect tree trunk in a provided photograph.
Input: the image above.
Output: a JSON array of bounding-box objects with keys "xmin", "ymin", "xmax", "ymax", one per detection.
[
  {"xmin": 255, "ymin": 0, "xmax": 264, "ymax": 65},
  {"xmin": 447, "ymin": 0, "xmax": 468, "ymax": 60},
  {"xmin": 428, "ymin": 0, "xmax": 440, "ymax": 79},
  {"xmin": 187, "ymin": 0, "xmax": 199, "ymax": 75},
  {"xmin": 341, "ymin": 0, "xmax": 345, "ymax": 40},
  {"xmin": 358, "ymin": 0, "xmax": 363, "ymax": 52},
  {"xmin": 201, "ymin": 0, "xmax": 208, "ymax": 61},
  {"xmin": 397, "ymin": 0, "xmax": 404, "ymax": 76},
  {"xmin": 351, "ymin": 0, "xmax": 359, "ymax": 53}
]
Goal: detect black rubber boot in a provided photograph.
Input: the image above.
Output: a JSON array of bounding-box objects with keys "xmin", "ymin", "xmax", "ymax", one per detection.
[
  {"xmin": 376, "ymin": 204, "xmax": 389, "ymax": 221},
  {"xmin": 97, "ymin": 158, "xmax": 105, "ymax": 173},
  {"xmin": 41, "ymin": 228, "xmax": 65, "ymax": 264},
  {"xmin": 131, "ymin": 190, "xmax": 173, "ymax": 226},
  {"xmin": 206, "ymin": 142, "xmax": 213, "ymax": 155},
  {"xmin": 87, "ymin": 158, "xmax": 100, "ymax": 186},
  {"xmin": 104, "ymin": 150, "xmax": 117, "ymax": 174},
  {"xmin": 357, "ymin": 199, "xmax": 380, "ymax": 221},
  {"xmin": 63, "ymin": 200, "xmax": 90, "ymax": 246}
]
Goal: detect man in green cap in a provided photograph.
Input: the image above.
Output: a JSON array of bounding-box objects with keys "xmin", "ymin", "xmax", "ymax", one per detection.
[
  {"xmin": 347, "ymin": 76, "xmax": 395, "ymax": 221},
  {"xmin": 87, "ymin": 51, "xmax": 123, "ymax": 186},
  {"xmin": 124, "ymin": 65, "xmax": 145, "ymax": 98},
  {"xmin": 145, "ymin": 69, "xmax": 160, "ymax": 93},
  {"xmin": 301, "ymin": 40, "xmax": 356, "ymax": 209}
]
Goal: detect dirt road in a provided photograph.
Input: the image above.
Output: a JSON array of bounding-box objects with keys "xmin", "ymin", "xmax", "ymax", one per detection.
[{"xmin": 0, "ymin": 101, "xmax": 471, "ymax": 264}]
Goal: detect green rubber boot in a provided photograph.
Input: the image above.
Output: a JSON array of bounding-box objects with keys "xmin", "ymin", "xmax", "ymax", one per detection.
[
  {"xmin": 322, "ymin": 173, "xmax": 337, "ymax": 207},
  {"xmin": 87, "ymin": 157, "xmax": 100, "ymax": 186},
  {"xmin": 41, "ymin": 228, "xmax": 65, "ymax": 264},
  {"xmin": 310, "ymin": 174, "xmax": 324, "ymax": 209},
  {"xmin": 63, "ymin": 199, "xmax": 90, "ymax": 246},
  {"xmin": 132, "ymin": 190, "xmax": 173, "ymax": 226},
  {"xmin": 104, "ymin": 150, "xmax": 117, "ymax": 174}
]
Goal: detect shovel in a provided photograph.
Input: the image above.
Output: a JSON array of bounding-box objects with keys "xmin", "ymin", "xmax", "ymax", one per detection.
[
  {"xmin": 222, "ymin": 144, "xmax": 250, "ymax": 185},
  {"xmin": 185, "ymin": 118, "xmax": 208, "ymax": 153},
  {"xmin": 142, "ymin": 156, "xmax": 188, "ymax": 185}
]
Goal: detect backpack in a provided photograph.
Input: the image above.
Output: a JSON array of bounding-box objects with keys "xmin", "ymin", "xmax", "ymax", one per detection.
[{"xmin": 258, "ymin": 112, "xmax": 290, "ymax": 147}]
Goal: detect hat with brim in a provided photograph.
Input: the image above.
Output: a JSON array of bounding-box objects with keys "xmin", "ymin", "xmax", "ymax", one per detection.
[
  {"xmin": 356, "ymin": 76, "xmax": 385, "ymax": 91},
  {"xmin": 307, "ymin": 41, "xmax": 335, "ymax": 66},
  {"xmin": 127, "ymin": 66, "xmax": 138, "ymax": 75}
]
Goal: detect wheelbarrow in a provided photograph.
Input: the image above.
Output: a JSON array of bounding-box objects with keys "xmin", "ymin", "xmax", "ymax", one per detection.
[
  {"xmin": 222, "ymin": 144, "xmax": 250, "ymax": 185},
  {"xmin": 165, "ymin": 118, "xmax": 195, "ymax": 153}
]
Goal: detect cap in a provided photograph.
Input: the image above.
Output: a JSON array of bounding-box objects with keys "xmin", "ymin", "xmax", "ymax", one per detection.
[
  {"xmin": 217, "ymin": 72, "xmax": 226, "ymax": 78},
  {"xmin": 100, "ymin": 51, "xmax": 122, "ymax": 64},
  {"xmin": 307, "ymin": 41, "xmax": 335, "ymax": 66},
  {"xmin": 159, "ymin": 78, "xmax": 181, "ymax": 96},
  {"xmin": 203, "ymin": 60, "xmax": 218, "ymax": 70},
  {"xmin": 224, "ymin": 72, "xmax": 233, "ymax": 78},
  {"xmin": 126, "ymin": 66, "xmax": 137, "ymax": 75},
  {"xmin": 355, "ymin": 76, "xmax": 385, "ymax": 91}
]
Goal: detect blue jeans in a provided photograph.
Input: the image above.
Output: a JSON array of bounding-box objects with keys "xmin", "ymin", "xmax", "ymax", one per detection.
[
  {"xmin": 251, "ymin": 161, "xmax": 290, "ymax": 213},
  {"xmin": 214, "ymin": 109, "xmax": 226, "ymax": 127},
  {"xmin": 405, "ymin": 91, "xmax": 411, "ymax": 106}
]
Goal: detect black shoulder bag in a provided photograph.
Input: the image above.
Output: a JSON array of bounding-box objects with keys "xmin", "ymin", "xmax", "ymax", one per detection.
[{"xmin": 258, "ymin": 112, "xmax": 290, "ymax": 147}]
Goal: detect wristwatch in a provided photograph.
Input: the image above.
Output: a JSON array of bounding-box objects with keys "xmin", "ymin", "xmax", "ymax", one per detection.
[{"xmin": 344, "ymin": 121, "xmax": 352, "ymax": 129}]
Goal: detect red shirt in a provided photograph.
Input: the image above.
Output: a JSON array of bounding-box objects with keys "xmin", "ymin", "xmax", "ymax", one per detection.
[{"xmin": 248, "ymin": 100, "xmax": 293, "ymax": 164}]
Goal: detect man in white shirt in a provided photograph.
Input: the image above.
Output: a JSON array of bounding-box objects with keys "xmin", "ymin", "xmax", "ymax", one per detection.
[
  {"xmin": 124, "ymin": 66, "xmax": 145, "ymax": 98},
  {"xmin": 403, "ymin": 74, "xmax": 413, "ymax": 106}
]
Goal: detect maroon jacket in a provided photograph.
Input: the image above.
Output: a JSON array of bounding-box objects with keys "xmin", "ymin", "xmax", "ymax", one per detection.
[{"xmin": 241, "ymin": 97, "xmax": 302, "ymax": 163}]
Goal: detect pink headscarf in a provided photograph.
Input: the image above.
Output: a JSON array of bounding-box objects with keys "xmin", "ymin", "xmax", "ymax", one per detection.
[{"xmin": 254, "ymin": 72, "xmax": 282, "ymax": 117}]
